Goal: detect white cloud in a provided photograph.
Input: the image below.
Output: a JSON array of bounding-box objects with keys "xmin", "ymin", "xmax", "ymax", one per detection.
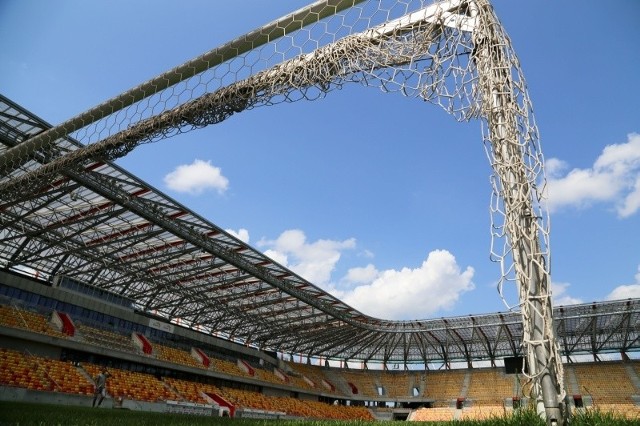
[
  {"xmin": 606, "ymin": 265, "xmax": 640, "ymax": 300},
  {"xmin": 258, "ymin": 229, "xmax": 356, "ymax": 285},
  {"xmin": 343, "ymin": 264, "xmax": 380, "ymax": 285},
  {"xmin": 226, "ymin": 228, "xmax": 250, "ymax": 244},
  {"xmin": 257, "ymin": 231, "xmax": 474, "ymax": 320},
  {"xmin": 338, "ymin": 250, "xmax": 475, "ymax": 320},
  {"xmin": 606, "ymin": 284, "xmax": 640, "ymax": 300},
  {"xmin": 546, "ymin": 133, "xmax": 640, "ymax": 217},
  {"xmin": 164, "ymin": 159, "xmax": 229, "ymax": 195},
  {"xmin": 551, "ymin": 281, "xmax": 583, "ymax": 306},
  {"xmin": 618, "ymin": 176, "xmax": 640, "ymax": 218},
  {"xmin": 360, "ymin": 249, "xmax": 375, "ymax": 259}
]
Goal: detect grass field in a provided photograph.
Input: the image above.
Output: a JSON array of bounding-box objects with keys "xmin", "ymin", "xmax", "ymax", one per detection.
[{"xmin": 0, "ymin": 402, "xmax": 638, "ymax": 426}]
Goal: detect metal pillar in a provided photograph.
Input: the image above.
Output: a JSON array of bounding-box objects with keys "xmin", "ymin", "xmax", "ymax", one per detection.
[{"xmin": 469, "ymin": 1, "xmax": 565, "ymax": 424}]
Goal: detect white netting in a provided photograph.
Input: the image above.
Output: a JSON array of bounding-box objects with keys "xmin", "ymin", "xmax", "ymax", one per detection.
[
  {"xmin": 0, "ymin": 0, "xmax": 564, "ymax": 419},
  {"xmin": 470, "ymin": 2, "xmax": 565, "ymax": 416}
]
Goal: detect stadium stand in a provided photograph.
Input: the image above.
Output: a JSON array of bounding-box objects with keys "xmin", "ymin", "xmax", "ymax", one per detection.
[
  {"xmin": 409, "ymin": 407, "xmax": 455, "ymax": 422},
  {"xmin": 0, "ymin": 348, "xmax": 51, "ymax": 392},
  {"xmin": 464, "ymin": 368, "xmax": 514, "ymax": 406},
  {"xmin": 38, "ymin": 357, "xmax": 94, "ymax": 395},
  {"xmin": 286, "ymin": 361, "xmax": 338, "ymax": 392},
  {"xmin": 460, "ymin": 405, "xmax": 506, "ymax": 420},
  {"xmin": 83, "ymin": 363, "xmax": 181, "ymax": 403},
  {"xmin": 378, "ymin": 371, "xmax": 414, "ymax": 398},
  {"xmin": 422, "ymin": 369, "xmax": 467, "ymax": 406},
  {"xmin": 0, "ymin": 304, "xmax": 67, "ymax": 339},
  {"xmin": 1, "ymin": 274, "xmax": 639, "ymax": 421},
  {"xmin": 163, "ymin": 377, "xmax": 214, "ymax": 404},
  {"xmin": 75, "ymin": 323, "xmax": 138, "ymax": 354},
  {"xmin": 571, "ymin": 362, "xmax": 638, "ymax": 405},
  {"xmin": 153, "ymin": 342, "xmax": 206, "ymax": 369}
]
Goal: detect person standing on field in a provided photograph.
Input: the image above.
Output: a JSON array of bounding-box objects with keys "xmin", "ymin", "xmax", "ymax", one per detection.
[{"xmin": 92, "ymin": 369, "xmax": 110, "ymax": 407}]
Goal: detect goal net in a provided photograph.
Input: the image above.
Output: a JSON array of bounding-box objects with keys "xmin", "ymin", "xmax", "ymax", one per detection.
[{"xmin": 0, "ymin": 0, "xmax": 565, "ymax": 422}]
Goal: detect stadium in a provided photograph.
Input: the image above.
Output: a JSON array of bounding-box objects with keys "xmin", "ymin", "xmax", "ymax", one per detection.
[{"xmin": 1, "ymin": 1, "xmax": 639, "ymax": 425}]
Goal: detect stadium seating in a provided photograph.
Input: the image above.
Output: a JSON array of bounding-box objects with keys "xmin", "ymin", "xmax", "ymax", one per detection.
[
  {"xmin": 82, "ymin": 363, "xmax": 181, "ymax": 403},
  {"xmin": 422, "ymin": 369, "xmax": 467, "ymax": 406},
  {"xmin": 153, "ymin": 342, "xmax": 205, "ymax": 369},
  {"xmin": 2, "ymin": 298, "xmax": 639, "ymax": 421},
  {"xmin": 208, "ymin": 356, "xmax": 255, "ymax": 378},
  {"xmin": 587, "ymin": 403, "xmax": 640, "ymax": 420},
  {"xmin": 0, "ymin": 348, "xmax": 49, "ymax": 391},
  {"xmin": 0, "ymin": 348, "xmax": 96, "ymax": 395},
  {"xmin": 464, "ymin": 368, "xmax": 514, "ymax": 405},
  {"xmin": 75, "ymin": 323, "xmax": 137, "ymax": 354},
  {"xmin": 378, "ymin": 370, "xmax": 413, "ymax": 398},
  {"xmin": 338, "ymin": 369, "xmax": 379, "ymax": 397},
  {"xmin": 163, "ymin": 377, "xmax": 213, "ymax": 404},
  {"xmin": 410, "ymin": 407, "xmax": 455, "ymax": 421},
  {"xmin": 0, "ymin": 305, "xmax": 67, "ymax": 339},
  {"xmin": 460, "ymin": 405, "xmax": 506, "ymax": 420},
  {"xmin": 39, "ymin": 357, "xmax": 94, "ymax": 395},
  {"xmin": 285, "ymin": 361, "xmax": 337, "ymax": 392},
  {"xmin": 571, "ymin": 362, "xmax": 637, "ymax": 404},
  {"xmin": 212, "ymin": 387, "xmax": 373, "ymax": 419}
]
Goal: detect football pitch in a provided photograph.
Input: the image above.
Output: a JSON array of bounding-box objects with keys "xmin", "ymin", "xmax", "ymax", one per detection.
[{"xmin": 0, "ymin": 402, "xmax": 637, "ymax": 426}]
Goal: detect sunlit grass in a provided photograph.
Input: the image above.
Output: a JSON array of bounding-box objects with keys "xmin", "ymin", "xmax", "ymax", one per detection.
[{"xmin": 0, "ymin": 401, "xmax": 637, "ymax": 425}]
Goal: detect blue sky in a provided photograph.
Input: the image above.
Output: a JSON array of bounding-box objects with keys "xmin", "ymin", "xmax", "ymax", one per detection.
[{"xmin": 1, "ymin": 0, "xmax": 639, "ymax": 321}]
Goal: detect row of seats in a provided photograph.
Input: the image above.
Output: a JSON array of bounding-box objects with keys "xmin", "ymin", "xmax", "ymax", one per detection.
[
  {"xmin": 0, "ymin": 305, "xmax": 66, "ymax": 339},
  {"xmin": 412, "ymin": 406, "xmax": 508, "ymax": 421},
  {"xmin": 75, "ymin": 323, "xmax": 136, "ymax": 354},
  {"xmin": 421, "ymin": 369, "xmax": 467, "ymax": 406},
  {"xmin": 0, "ymin": 348, "xmax": 51, "ymax": 391},
  {"xmin": 0, "ymin": 304, "xmax": 264, "ymax": 377},
  {"xmin": 411, "ymin": 407, "xmax": 455, "ymax": 421},
  {"xmin": 0, "ymin": 348, "xmax": 372, "ymax": 420},
  {"xmin": 570, "ymin": 363, "xmax": 637, "ymax": 404},
  {"xmin": 215, "ymin": 387, "xmax": 373, "ymax": 419},
  {"xmin": 2, "ymin": 303, "xmax": 639, "ymax": 407},
  {"xmin": 2, "ymin": 346, "xmax": 640, "ymax": 421},
  {"xmin": 285, "ymin": 362, "xmax": 337, "ymax": 392},
  {"xmin": 465, "ymin": 369, "xmax": 514, "ymax": 405},
  {"xmin": 585, "ymin": 403, "xmax": 640, "ymax": 420},
  {"xmin": 0, "ymin": 302, "xmax": 487, "ymax": 401},
  {"xmin": 413, "ymin": 403, "xmax": 640, "ymax": 422},
  {"xmin": 154, "ymin": 343, "xmax": 205, "ymax": 369}
]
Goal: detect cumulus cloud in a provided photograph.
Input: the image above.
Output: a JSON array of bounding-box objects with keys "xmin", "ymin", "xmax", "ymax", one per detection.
[
  {"xmin": 226, "ymin": 228, "xmax": 250, "ymax": 244},
  {"xmin": 606, "ymin": 265, "xmax": 640, "ymax": 300},
  {"xmin": 545, "ymin": 133, "xmax": 640, "ymax": 217},
  {"xmin": 607, "ymin": 285, "xmax": 640, "ymax": 300},
  {"xmin": 338, "ymin": 250, "xmax": 475, "ymax": 320},
  {"xmin": 343, "ymin": 264, "xmax": 380, "ymax": 285},
  {"xmin": 164, "ymin": 159, "xmax": 229, "ymax": 195},
  {"xmin": 258, "ymin": 229, "xmax": 356, "ymax": 285},
  {"xmin": 551, "ymin": 281, "xmax": 583, "ymax": 306},
  {"xmin": 258, "ymin": 231, "xmax": 474, "ymax": 320}
]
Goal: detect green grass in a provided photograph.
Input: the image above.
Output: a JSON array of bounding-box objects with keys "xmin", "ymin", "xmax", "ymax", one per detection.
[{"xmin": 0, "ymin": 402, "xmax": 637, "ymax": 426}]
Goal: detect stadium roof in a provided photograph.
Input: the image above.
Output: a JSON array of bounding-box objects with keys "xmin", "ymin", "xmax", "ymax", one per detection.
[{"xmin": 1, "ymin": 94, "xmax": 639, "ymax": 366}]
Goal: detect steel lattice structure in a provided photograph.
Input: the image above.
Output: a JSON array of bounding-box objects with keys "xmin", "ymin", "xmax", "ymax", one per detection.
[{"xmin": 1, "ymin": 94, "xmax": 639, "ymax": 364}]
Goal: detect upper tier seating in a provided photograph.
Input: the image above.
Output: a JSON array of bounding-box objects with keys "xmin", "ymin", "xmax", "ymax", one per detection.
[
  {"xmin": 465, "ymin": 368, "xmax": 514, "ymax": 405},
  {"xmin": 153, "ymin": 342, "xmax": 205, "ymax": 369},
  {"xmin": 571, "ymin": 362, "xmax": 637, "ymax": 404},
  {"xmin": 0, "ymin": 305, "xmax": 67, "ymax": 339},
  {"xmin": 422, "ymin": 369, "xmax": 467, "ymax": 406}
]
